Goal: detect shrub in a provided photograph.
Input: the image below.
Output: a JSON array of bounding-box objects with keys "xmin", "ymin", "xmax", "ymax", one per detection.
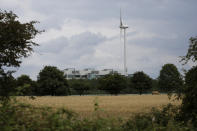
[{"xmin": 123, "ymin": 104, "xmax": 193, "ymax": 131}]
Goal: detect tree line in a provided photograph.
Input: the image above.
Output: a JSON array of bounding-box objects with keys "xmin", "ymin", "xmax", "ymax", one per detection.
[{"xmin": 13, "ymin": 63, "xmax": 183, "ymax": 96}]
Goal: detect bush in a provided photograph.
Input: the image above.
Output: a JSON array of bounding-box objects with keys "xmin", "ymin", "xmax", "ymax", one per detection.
[
  {"xmin": 0, "ymin": 101, "xmax": 76, "ymax": 131},
  {"xmin": 0, "ymin": 101, "xmax": 123, "ymax": 131},
  {"xmin": 123, "ymin": 104, "xmax": 194, "ymax": 131}
]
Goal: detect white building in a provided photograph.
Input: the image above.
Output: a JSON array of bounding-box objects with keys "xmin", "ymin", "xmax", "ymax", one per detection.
[{"xmin": 63, "ymin": 68, "xmax": 118, "ymax": 79}]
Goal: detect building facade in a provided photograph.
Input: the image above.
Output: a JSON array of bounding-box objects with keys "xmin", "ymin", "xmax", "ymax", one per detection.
[{"xmin": 63, "ymin": 68, "xmax": 118, "ymax": 79}]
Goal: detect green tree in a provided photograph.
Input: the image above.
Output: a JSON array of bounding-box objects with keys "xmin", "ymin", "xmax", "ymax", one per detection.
[
  {"xmin": 152, "ymin": 79, "xmax": 159, "ymax": 91},
  {"xmin": 0, "ymin": 11, "xmax": 41, "ymax": 68},
  {"xmin": 131, "ymin": 71, "xmax": 152, "ymax": 95},
  {"xmin": 16, "ymin": 75, "xmax": 33, "ymax": 96},
  {"xmin": 181, "ymin": 36, "xmax": 197, "ymax": 64},
  {"xmin": 179, "ymin": 36, "xmax": 197, "ymax": 127},
  {"xmin": 37, "ymin": 66, "xmax": 69, "ymax": 96},
  {"xmin": 98, "ymin": 73, "xmax": 126, "ymax": 95},
  {"xmin": 69, "ymin": 79, "xmax": 90, "ymax": 95},
  {"xmin": 158, "ymin": 64, "xmax": 183, "ymax": 94},
  {"xmin": 17, "ymin": 75, "xmax": 32, "ymax": 85},
  {"xmin": 181, "ymin": 66, "xmax": 197, "ymax": 125},
  {"xmin": 0, "ymin": 71, "xmax": 16, "ymax": 103},
  {"xmin": 0, "ymin": 10, "xmax": 41, "ymax": 102}
]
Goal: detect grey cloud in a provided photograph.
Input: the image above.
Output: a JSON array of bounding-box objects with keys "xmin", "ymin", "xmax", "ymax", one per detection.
[
  {"xmin": 128, "ymin": 35, "xmax": 186, "ymax": 56},
  {"xmin": 37, "ymin": 37, "xmax": 69, "ymax": 53},
  {"xmin": 70, "ymin": 32, "xmax": 106, "ymax": 46},
  {"xmin": 35, "ymin": 31, "xmax": 106, "ymax": 55},
  {"xmin": 29, "ymin": 0, "xmax": 197, "ymax": 21},
  {"xmin": 59, "ymin": 32, "xmax": 106, "ymax": 61}
]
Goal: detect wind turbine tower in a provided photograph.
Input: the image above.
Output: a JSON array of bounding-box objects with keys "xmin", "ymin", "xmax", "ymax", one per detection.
[{"xmin": 119, "ymin": 10, "xmax": 128, "ymax": 76}]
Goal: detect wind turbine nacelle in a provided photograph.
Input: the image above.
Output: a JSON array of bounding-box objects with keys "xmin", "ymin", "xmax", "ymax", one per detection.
[{"xmin": 120, "ymin": 25, "xmax": 128, "ymax": 29}]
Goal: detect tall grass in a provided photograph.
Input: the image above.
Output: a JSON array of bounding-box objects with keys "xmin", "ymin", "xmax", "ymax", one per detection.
[
  {"xmin": 0, "ymin": 98, "xmax": 194, "ymax": 131},
  {"xmin": 18, "ymin": 94, "xmax": 181, "ymax": 119}
]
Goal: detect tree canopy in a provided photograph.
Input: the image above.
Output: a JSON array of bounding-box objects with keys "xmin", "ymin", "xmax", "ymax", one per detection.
[
  {"xmin": 181, "ymin": 66, "xmax": 197, "ymax": 124},
  {"xmin": 181, "ymin": 36, "xmax": 197, "ymax": 64},
  {"xmin": 0, "ymin": 10, "xmax": 41, "ymax": 102},
  {"xmin": 16, "ymin": 75, "xmax": 32, "ymax": 86},
  {"xmin": 0, "ymin": 11, "xmax": 41, "ymax": 69},
  {"xmin": 0, "ymin": 71, "xmax": 16, "ymax": 102},
  {"xmin": 98, "ymin": 73, "xmax": 126, "ymax": 95},
  {"xmin": 158, "ymin": 64, "xmax": 183, "ymax": 94},
  {"xmin": 69, "ymin": 79, "xmax": 90, "ymax": 95},
  {"xmin": 37, "ymin": 66, "xmax": 69, "ymax": 96},
  {"xmin": 130, "ymin": 71, "xmax": 152, "ymax": 95},
  {"xmin": 180, "ymin": 36, "xmax": 197, "ymax": 124},
  {"xmin": 16, "ymin": 75, "xmax": 33, "ymax": 96}
]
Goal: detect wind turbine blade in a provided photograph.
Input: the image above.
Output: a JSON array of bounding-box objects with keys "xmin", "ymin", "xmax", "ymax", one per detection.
[
  {"xmin": 120, "ymin": 8, "xmax": 123, "ymax": 26},
  {"xmin": 120, "ymin": 28, "xmax": 122, "ymax": 41}
]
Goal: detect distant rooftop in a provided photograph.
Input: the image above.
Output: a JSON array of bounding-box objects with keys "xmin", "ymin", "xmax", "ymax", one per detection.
[{"xmin": 63, "ymin": 68, "xmax": 118, "ymax": 79}]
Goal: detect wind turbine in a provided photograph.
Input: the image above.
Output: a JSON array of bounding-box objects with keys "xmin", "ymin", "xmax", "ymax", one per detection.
[{"xmin": 119, "ymin": 9, "xmax": 128, "ymax": 76}]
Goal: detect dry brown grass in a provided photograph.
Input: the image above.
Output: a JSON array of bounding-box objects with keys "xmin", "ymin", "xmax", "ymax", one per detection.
[{"xmin": 18, "ymin": 94, "xmax": 181, "ymax": 119}]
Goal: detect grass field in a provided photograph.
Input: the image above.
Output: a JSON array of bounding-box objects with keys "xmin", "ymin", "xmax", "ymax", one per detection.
[{"xmin": 18, "ymin": 94, "xmax": 181, "ymax": 119}]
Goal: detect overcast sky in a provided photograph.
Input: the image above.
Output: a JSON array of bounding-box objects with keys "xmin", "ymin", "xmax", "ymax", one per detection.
[{"xmin": 1, "ymin": 0, "xmax": 197, "ymax": 80}]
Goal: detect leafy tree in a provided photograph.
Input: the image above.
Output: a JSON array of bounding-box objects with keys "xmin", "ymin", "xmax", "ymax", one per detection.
[
  {"xmin": 178, "ymin": 36, "xmax": 197, "ymax": 127},
  {"xmin": 181, "ymin": 66, "xmax": 197, "ymax": 125},
  {"xmin": 0, "ymin": 10, "xmax": 41, "ymax": 102},
  {"xmin": 17, "ymin": 75, "xmax": 32, "ymax": 85},
  {"xmin": 16, "ymin": 75, "xmax": 33, "ymax": 95},
  {"xmin": 37, "ymin": 66, "xmax": 69, "ymax": 96},
  {"xmin": 87, "ymin": 79, "xmax": 100, "ymax": 93},
  {"xmin": 181, "ymin": 36, "xmax": 197, "ymax": 64},
  {"xmin": 152, "ymin": 79, "xmax": 159, "ymax": 91},
  {"xmin": 69, "ymin": 79, "xmax": 90, "ymax": 95},
  {"xmin": 0, "ymin": 71, "xmax": 16, "ymax": 103},
  {"xmin": 30, "ymin": 80, "xmax": 39, "ymax": 95},
  {"xmin": 98, "ymin": 73, "xmax": 126, "ymax": 95},
  {"xmin": 130, "ymin": 71, "xmax": 152, "ymax": 95},
  {"xmin": 120, "ymin": 77, "xmax": 135, "ymax": 94},
  {"xmin": 158, "ymin": 64, "xmax": 183, "ymax": 94},
  {"xmin": 179, "ymin": 36, "xmax": 197, "ymax": 126},
  {"xmin": 0, "ymin": 11, "xmax": 41, "ymax": 68}
]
